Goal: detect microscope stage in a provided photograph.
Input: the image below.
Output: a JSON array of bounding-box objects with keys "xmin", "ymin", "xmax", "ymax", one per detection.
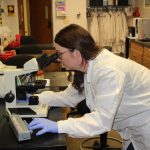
[
  {"xmin": 8, "ymin": 108, "xmax": 36, "ymax": 115},
  {"xmin": 7, "ymin": 104, "xmax": 49, "ymax": 118}
]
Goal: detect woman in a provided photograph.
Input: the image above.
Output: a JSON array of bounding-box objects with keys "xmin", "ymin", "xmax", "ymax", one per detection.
[{"xmin": 29, "ymin": 24, "xmax": 150, "ymax": 150}]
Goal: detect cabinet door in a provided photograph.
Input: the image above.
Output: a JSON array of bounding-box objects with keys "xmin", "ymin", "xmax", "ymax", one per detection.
[
  {"xmin": 143, "ymin": 47, "xmax": 150, "ymax": 69},
  {"xmin": 129, "ymin": 42, "xmax": 143, "ymax": 64}
]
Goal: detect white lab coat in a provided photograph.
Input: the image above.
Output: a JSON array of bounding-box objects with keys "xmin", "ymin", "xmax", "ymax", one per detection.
[{"xmin": 37, "ymin": 49, "xmax": 150, "ymax": 150}]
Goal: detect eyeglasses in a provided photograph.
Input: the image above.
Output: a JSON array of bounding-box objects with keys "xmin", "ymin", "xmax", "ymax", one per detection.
[{"xmin": 57, "ymin": 51, "xmax": 70, "ymax": 59}]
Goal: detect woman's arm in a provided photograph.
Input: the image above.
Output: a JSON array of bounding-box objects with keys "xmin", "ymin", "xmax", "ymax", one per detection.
[
  {"xmin": 57, "ymin": 68, "xmax": 125, "ymax": 138},
  {"xmin": 35, "ymin": 83, "xmax": 85, "ymax": 107}
]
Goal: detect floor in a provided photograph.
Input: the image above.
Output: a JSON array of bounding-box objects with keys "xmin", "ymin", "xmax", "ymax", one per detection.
[
  {"xmin": 61, "ymin": 107, "xmax": 122, "ymax": 150},
  {"xmin": 66, "ymin": 130, "xmax": 122, "ymax": 150}
]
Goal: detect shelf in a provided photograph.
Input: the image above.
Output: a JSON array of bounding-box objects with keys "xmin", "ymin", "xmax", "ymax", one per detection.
[
  {"xmin": 87, "ymin": 5, "xmax": 132, "ymax": 8},
  {"xmin": 87, "ymin": 5, "xmax": 132, "ymax": 11}
]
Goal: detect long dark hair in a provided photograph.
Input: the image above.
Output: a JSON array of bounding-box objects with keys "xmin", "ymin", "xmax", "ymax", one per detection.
[{"xmin": 54, "ymin": 24, "xmax": 99, "ymax": 93}]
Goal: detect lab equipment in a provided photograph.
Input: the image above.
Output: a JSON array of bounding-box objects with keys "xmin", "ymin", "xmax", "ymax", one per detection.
[
  {"xmin": 0, "ymin": 53, "xmax": 59, "ymax": 118},
  {"xmin": 132, "ymin": 18, "xmax": 150, "ymax": 40},
  {"xmin": 0, "ymin": 26, "xmax": 12, "ymax": 52},
  {"xmin": 9, "ymin": 113, "xmax": 31, "ymax": 141}
]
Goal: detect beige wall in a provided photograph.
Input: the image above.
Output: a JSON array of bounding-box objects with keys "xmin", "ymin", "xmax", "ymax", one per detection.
[
  {"xmin": 23, "ymin": 0, "xmax": 87, "ymax": 40},
  {"xmin": 2, "ymin": 0, "xmax": 150, "ymax": 41},
  {"xmin": 52, "ymin": 0, "xmax": 87, "ymax": 39},
  {"xmin": 1, "ymin": 0, "xmax": 19, "ymax": 38},
  {"xmin": 137, "ymin": 0, "xmax": 150, "ymax": 18}
]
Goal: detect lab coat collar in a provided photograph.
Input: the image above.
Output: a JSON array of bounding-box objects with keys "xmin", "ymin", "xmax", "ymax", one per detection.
[{"xmin": 86, "ymin": 49, "xmax": 109, "ymax": 83}]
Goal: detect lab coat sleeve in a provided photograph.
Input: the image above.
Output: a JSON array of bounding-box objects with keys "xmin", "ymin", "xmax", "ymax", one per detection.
[
  {"xmin": 58, "ymin": 68, "xmax": 125, "ymax": 138},
  {"xmin": 36, "ymin": 83, "xmax": 85, "ymax": 107}
]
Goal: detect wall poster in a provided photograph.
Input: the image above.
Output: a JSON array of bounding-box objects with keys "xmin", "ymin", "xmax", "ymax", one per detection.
[
  {"xmin": 56, "ymin": 0, "xmax": 66, "ymax": 17},
  {"xmin": 7, "ymin": 5, "xmax": 14, "ymax": 16}
]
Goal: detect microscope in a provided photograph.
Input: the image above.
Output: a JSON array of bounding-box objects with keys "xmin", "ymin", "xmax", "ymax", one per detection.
[{"xmin": 0, "ymin": 53, "xmax": 59, "ymax": 118}]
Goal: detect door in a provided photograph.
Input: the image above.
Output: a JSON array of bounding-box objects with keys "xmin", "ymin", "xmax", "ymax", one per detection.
[
  {"xmin": 29, "ymin": 0, "xmax": 53, "ymax": 43},
  {"xmin": 18, "ymin": 0, "xmax": 25, "ymax": 35}
]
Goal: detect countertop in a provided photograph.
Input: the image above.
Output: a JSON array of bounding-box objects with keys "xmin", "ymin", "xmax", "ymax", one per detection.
[
  {"xmin": 134, "ymin": 40, "xmax": 150, "ymax": 47},
  {"xmin": 0, "ymin": 102, "xmax": 67, "ymax": 150}
]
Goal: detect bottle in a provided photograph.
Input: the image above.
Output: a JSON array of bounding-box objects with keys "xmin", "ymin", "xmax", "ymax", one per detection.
[
  {"xmin": 133, "ymin": 7, "xmax": 140, "ymax": 17},
  {"xmin": 103, "ymin": 0, "xmax": 108, "ymax": 6},
  {"xmin": 114, "ymin": 0, "xmax": 118, "ymax": 6}
]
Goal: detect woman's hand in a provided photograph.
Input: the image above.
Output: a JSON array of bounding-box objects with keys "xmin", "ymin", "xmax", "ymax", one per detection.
[{"xmin": 28, "ymin": 118, "xmax": 58, "ymax": 136}]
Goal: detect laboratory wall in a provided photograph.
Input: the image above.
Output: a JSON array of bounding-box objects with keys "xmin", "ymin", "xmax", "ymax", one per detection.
[
  {"xmin": 52, "ymin": 0, "xmax": 87, "ymax": 39},
  {"xmin": 137, "ymin": 0, "xmax": 150, "ymax": 18},
  {"xmin": 1, "ymin": 0, "xmax": 19, "ymax": 37},
  {"xmin": 1, "ymin": 0, "xmax": 150, "ymax": 42}
]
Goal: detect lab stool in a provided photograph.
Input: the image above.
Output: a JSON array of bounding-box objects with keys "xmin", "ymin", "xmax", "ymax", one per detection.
[{"xmin": 67, "ymin": 100, "xmax": 122, "ymax": 150}]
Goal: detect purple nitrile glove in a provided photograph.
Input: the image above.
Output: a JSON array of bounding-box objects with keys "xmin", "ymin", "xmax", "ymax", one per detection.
[{"xmin": 28, "ymin": 118, "xmax": 58, "ymax": 136}]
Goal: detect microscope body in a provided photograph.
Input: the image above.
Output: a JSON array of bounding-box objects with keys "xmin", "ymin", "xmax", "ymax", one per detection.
[
  {"xmin": 0, "ymin": 58, "xmax": 49, "ymax": 118},
  {"xmin": 0, "ymin": 53, "xmax": 59, "ymax": 141}
]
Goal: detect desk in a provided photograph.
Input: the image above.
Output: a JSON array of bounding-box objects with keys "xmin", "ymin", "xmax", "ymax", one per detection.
[{"xmin": 0, "ymin": 102, "xmax": 67, "ymax": 150}]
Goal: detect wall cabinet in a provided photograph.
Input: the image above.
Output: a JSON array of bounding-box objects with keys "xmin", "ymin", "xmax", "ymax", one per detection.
[{"xmin": 129, "ymin": 41, "xmax": 150, "ymax": 69}]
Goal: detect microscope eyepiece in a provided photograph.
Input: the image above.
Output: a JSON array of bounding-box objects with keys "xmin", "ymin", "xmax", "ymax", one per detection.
[{"xmin": 36, "ymin": 52, "xmax": 59, "ymax": 69}]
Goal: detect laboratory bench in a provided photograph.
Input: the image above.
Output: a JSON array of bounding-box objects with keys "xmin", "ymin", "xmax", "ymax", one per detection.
[
  {"xmin": 0, "ymin": 71, "xmax": 71, "ymax": 150},
  {"xmin": 44, "ymin": 71, "xmax": 71, "ymax": 91},
  {"xmin": 0, "ymin": 49, "xmax": 62, "ymax": 72},
  {"xmin": 0, "ymin": 102, "xmax": 67, "ymax": 150},
  {"xmin": 5, "ymin": 44, "xmax": 55, "ymax": 54}
]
